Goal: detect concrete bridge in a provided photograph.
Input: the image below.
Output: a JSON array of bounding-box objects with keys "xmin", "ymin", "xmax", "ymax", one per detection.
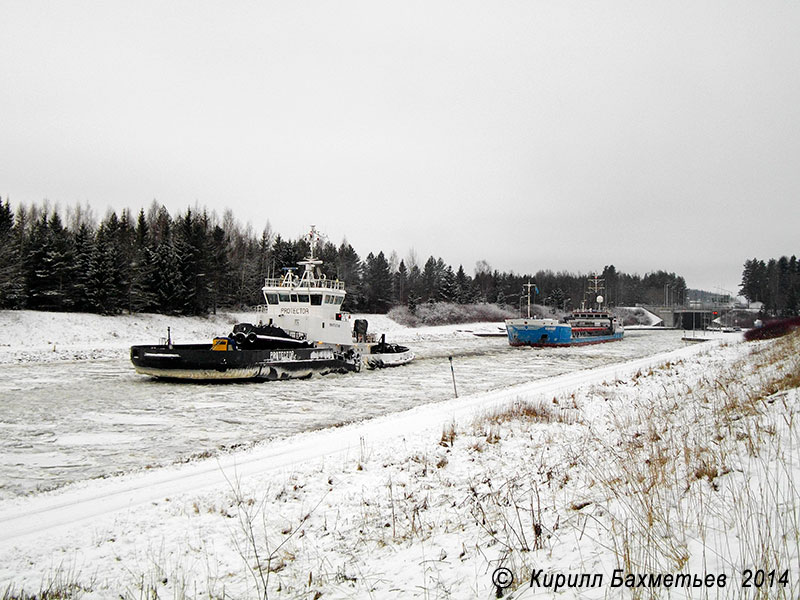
[{"xmin": 641, "ymin": 304, "xmax": 732, "ymax": 329}]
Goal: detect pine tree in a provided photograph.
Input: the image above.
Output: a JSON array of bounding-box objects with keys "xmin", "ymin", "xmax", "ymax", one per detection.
[
  {"xmin": 454, "ymin": 265, "xmax": 470, "ymax": 304},
  {"xmin": 70, "ymin": 223, "xmax": 95, "ymax": 311},
  {"xmin": 393, "ymin": 260, "xmax": 408, "ymax": 306},
  {"xmin": 545, "ymin": 287, "xmax": 568, "ymax": 311},
  {"xmin": 318, "ymin": 241, "xmax": 339, "ymax": 281},
  {"xmin": 787, "ymin": 256, "xmax": 800, "ymax": 316},
  {"xmin": 174, "ymin": 208, "xmax": 213, "ymax": 315},
  {"xmin": 407, "ymin": 263, "xmax": 423, "ymax": 308},
  {"xmin": 272, "ymin": 235, "xmax": 298, "ymax": 275},
  {"xmin": 438, "ymin": 265, "xmax": 458, "ymax": 302},
  {"xmin": 407, "ymin": 291, "xmax": 419, "ymax": 315},
  {"xmin": 421, "ymin": 256, "xmax": 441, "ymax": 302},
  {"xmin": 602, "ymin": 264, "xmax": 620, "ymax": 305},
  {"xmin": 474, "ymin": 260, "xmax": 493, "ymax": 302},
  {"xmin": 363, "ymin": 251, "xmax": 392, "ymax": 312},
  {"xmin": 495, "ymin": 290, "xmax": 506, "ymax": 307},
  {"xmin": 336, "ymin": 242, "xmax": 363, "ymax": 310},
  {"xmin": 25, "ymin": 212, "xmax": 74, "ymax": 310},
  {"xmin": 208, "ymin": 224, "xmax": 232, "ymax": 313},
  {"xmin": 128, "ymin": 209, "xmax": 155, "ymax": 312},
  {"xmin": 87, "ymin": 223, "xmax": 126, "ymax": 314},
  {"xmin": 147, "ymin": 241, "xmax": 185, "ymax": 314},
  {"xmin": 0, "ymin": 200, "xmax": 25, "ymax": 308},
  {"xmin": 116, "ymin": 209, "xmax": 135, "ymax": 312}
]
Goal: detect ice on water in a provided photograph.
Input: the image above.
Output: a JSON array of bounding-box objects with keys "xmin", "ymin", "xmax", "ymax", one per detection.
[{"xmin": 0, "ymin": 328, "xmax": 687, "ymax": 499}]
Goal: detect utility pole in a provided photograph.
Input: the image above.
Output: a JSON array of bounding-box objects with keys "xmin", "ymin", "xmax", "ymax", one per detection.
[{"xmin": 448, "ymin": 356, "xmax": 458, "ymax": 398}]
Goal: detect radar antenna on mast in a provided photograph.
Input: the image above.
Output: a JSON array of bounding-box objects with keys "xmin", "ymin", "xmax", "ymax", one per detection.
[
  {"xmin": 303, "ymin": 225, "xmax": 327, "ymax": 261},
  {"xmin": 583, "ymin": 273, "xmax": 606, "ymax": 310},
  {"xmin": 299, "ymin": 225, "xmax": 328, "ymax": 280}
]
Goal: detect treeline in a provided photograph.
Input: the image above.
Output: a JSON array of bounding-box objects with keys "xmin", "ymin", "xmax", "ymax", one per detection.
[
  {"xmin": 531, "ymin": 265, "xmax": 687, "ymax": 310},
  {"xmin": 740, "ymin": 256, "xmax": 800, "ymax": 316},
  {"xmin": 0, "ymin": 199, "xmax": 687, "ymax": 315}
]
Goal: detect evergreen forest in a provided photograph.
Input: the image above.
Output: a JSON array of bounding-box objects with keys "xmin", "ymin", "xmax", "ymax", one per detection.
[
  {"xmin": 739, "ymin": 257, "xmax": 800, "ymax": 316},
  {"xmin": 0, "ymin": 199, "xmax": 693, "ymax": 316}
]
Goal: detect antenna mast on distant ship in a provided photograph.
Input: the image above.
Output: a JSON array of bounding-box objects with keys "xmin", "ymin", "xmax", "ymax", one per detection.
[
  {"xmin": 584, "ymin": 273, "xmax": 605, "ymax": 310},
  {"xmin": 522, "ymin": 281, "xmax": 537, "ymax": 318}
]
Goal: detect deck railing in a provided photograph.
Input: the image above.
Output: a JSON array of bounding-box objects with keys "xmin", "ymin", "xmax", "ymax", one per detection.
[{"xmin": 262, "ymin": 277, "xmax": 345, "ymax": 290}]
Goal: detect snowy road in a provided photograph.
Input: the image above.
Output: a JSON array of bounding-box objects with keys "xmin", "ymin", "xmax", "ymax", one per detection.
[{"xmin": 0, "ymin": 328, "xmax": 690, "ymax": 499}]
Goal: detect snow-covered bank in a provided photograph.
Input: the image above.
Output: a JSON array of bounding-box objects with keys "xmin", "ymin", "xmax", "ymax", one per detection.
[
  {"xmin": 0, "ymin": 310, "xmax": 255, "ymax": 364},
  {"xmin": 3, "ymin": 333, "xmax": 796, "ymax": 599},
  {"xmin": 0, "ymin": 309, "xmax": 477, "ymax": 364}
]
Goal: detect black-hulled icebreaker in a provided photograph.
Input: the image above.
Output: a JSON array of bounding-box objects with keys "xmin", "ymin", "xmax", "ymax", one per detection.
[{"xmin": 130, "ymin": 226, "xmax": 413, "ymax": 380}]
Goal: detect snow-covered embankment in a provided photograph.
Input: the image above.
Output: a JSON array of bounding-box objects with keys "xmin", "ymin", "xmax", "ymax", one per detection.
[{"xmin": 2, "ymin": 330, "xmax": 797, "ymax": 599}]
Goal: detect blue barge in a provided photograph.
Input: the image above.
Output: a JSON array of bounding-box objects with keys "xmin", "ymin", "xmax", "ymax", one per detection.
[
  {"xmin": 505, "ymin": 277, "xmax": 624, "ymax": 347},
  {"xmin": 505, "ymin": 313, "xmax": 624, "ymax": 347}
]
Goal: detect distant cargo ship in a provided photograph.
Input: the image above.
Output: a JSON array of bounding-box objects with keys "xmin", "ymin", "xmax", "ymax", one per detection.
[{"xmin": 505, "ymin": 276, "xmax": 624, "ymax": 347}]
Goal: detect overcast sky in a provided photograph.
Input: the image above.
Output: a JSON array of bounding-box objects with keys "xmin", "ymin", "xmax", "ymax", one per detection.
[{"xmin": 2, "ymin": 1, "xmax": 798, "ymax": 295}]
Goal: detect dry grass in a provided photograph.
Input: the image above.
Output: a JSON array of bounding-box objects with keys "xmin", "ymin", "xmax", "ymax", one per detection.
[
  {"xmin": 576, "ymin": 331, "xmax": 800, "ymax": 599},
  {"xmin": 477, "ymin": 398, "xmax": 581, "ymax": 428}
]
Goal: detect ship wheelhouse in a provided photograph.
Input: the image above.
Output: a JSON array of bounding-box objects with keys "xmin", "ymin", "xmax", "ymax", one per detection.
[{"xmin": 258, "ymin": 227, "xmax": 354, "ymax": 346}]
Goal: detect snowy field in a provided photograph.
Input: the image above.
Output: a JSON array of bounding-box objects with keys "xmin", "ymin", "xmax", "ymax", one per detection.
[{"xmin": 1, "ymin": 311, "xmax": 796, "ymax": 599}]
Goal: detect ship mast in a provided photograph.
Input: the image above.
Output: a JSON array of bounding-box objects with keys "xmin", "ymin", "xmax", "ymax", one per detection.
[
  {"xmin": 584, "ymin": 273, "xmax": 605, "ymax": 311},
  {"xmin": 522, "ymin": 281, "xmax": 537, "ymax": 318},
  {"xmin": 297, "ymin": 225, "xmax": 325, "ymax": 282}
]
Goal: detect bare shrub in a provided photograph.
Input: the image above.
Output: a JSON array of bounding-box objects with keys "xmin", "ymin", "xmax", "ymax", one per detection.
[
  {"xmin": 388, "ymin": 302, "xmax": 515, "ymax": 327},
  {"xmin": 439, "ymin": 421, "xmax": 457, "ymax": 447},
  {"xmin": 480, "ymin": 398, "xmax": 580, "ymax": 427}
]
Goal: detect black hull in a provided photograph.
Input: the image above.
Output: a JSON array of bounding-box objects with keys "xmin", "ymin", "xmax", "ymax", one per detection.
[{"xmin": 130, "ymin": 344, "xmax": 358, "ymax": 381}]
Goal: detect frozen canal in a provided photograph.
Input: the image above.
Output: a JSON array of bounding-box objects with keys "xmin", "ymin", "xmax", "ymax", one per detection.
[{"xmin": 0, "ymin": 329, "xmax": 690, "ymax": 499}]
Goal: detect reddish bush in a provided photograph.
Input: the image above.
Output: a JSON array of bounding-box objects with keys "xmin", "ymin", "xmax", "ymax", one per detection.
[{"xmin": 744, "ymin": 317, "xmax": 800, "ymax": 341}]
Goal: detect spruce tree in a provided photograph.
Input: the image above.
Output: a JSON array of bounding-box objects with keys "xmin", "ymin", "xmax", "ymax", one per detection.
[
  {"xmin": 393, "ymin": 260, "xmax": 408, "ymax": 306},
  {"xmin": 174, "ymin": 208, "xmax": 212, "ymax": 315},
  {"xmin": 25, "ymin": 212, "xmax": 74, "ymax": 310},
  {"xmin": 209, "ymin": 224, "xmax": 232, "ymax": 313},
  {"xmin": 0, "ymin": 200, "xmax": 25, "ymax": 308},
  {"xmin": 454, "ymin": 265, "xmax": 470, "ymax": 304},
  {"xmin": 318, "ymin": 241, "xmax": 339, "ymax": 280},
  {"xmin": 438, "ymin": 265, "xmax": 458, "ymax": 303},
  {"xmin": 363, "ymin": 251, "xmax": 392, "ymax": 312},
  {"xmin": 336, "ymin": 242, "xmax": 363, "ymax": 311},
  {"xmin": 70, "ymin": 223, "xmax": 95, "ymax": 312},
  {"xmin": 147, "ymin": 241, "xmax": 185, "ymax": 314},
  {"xmin": 128, "ymin": 209, "xmax": 156, "ymax": 312},
  {"xmin": 88, "ymin": 223, "xmax": 126, "ymax": 314},
  {"xmin": 421, "ymin": 256, "xmax": 440, "ymax": 303}
]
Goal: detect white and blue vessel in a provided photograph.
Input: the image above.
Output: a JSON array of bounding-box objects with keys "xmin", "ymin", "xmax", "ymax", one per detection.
[{"xmin": 505, "ymin": 277, "xmax": 624, "ymax": 348}]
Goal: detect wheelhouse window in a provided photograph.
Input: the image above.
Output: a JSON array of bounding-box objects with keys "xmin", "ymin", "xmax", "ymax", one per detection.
[
  {"xmin": 310, "ymin": 294, "xmax": 322, "ymax": 306},
  {"xmin": 279, "ymin": 293, "xmax": 290, "ymax": 302},
  {"xmin": 297, "ymin": 294, "xmax": 310, "ymax": 303},
  {"xmin": 290, "ymin": 294, "xmax": 298, "ymax": 302},
  {"xmin": 265, "ymin": 293, "xmax": 279, "ymax": 304}
]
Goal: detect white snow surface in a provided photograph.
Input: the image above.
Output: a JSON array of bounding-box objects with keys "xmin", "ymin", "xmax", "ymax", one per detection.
[
  {"xmin": 0, "ymin": 309, "xmax": 453, "ymax": 364},
  {"xmin": 617, "ymin": 305, "xmax": 663, "ymax": 327},
  {"xmin": 1, "ymin": 310, "xmax": 797, "ymax": 599},
  {"xmin": 0, "ymin": 311, "xmax": 694, "ymax": 500},
  {"xmin": 0, "ymin": 310, "xmax": 283, "ymax": 363}
]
